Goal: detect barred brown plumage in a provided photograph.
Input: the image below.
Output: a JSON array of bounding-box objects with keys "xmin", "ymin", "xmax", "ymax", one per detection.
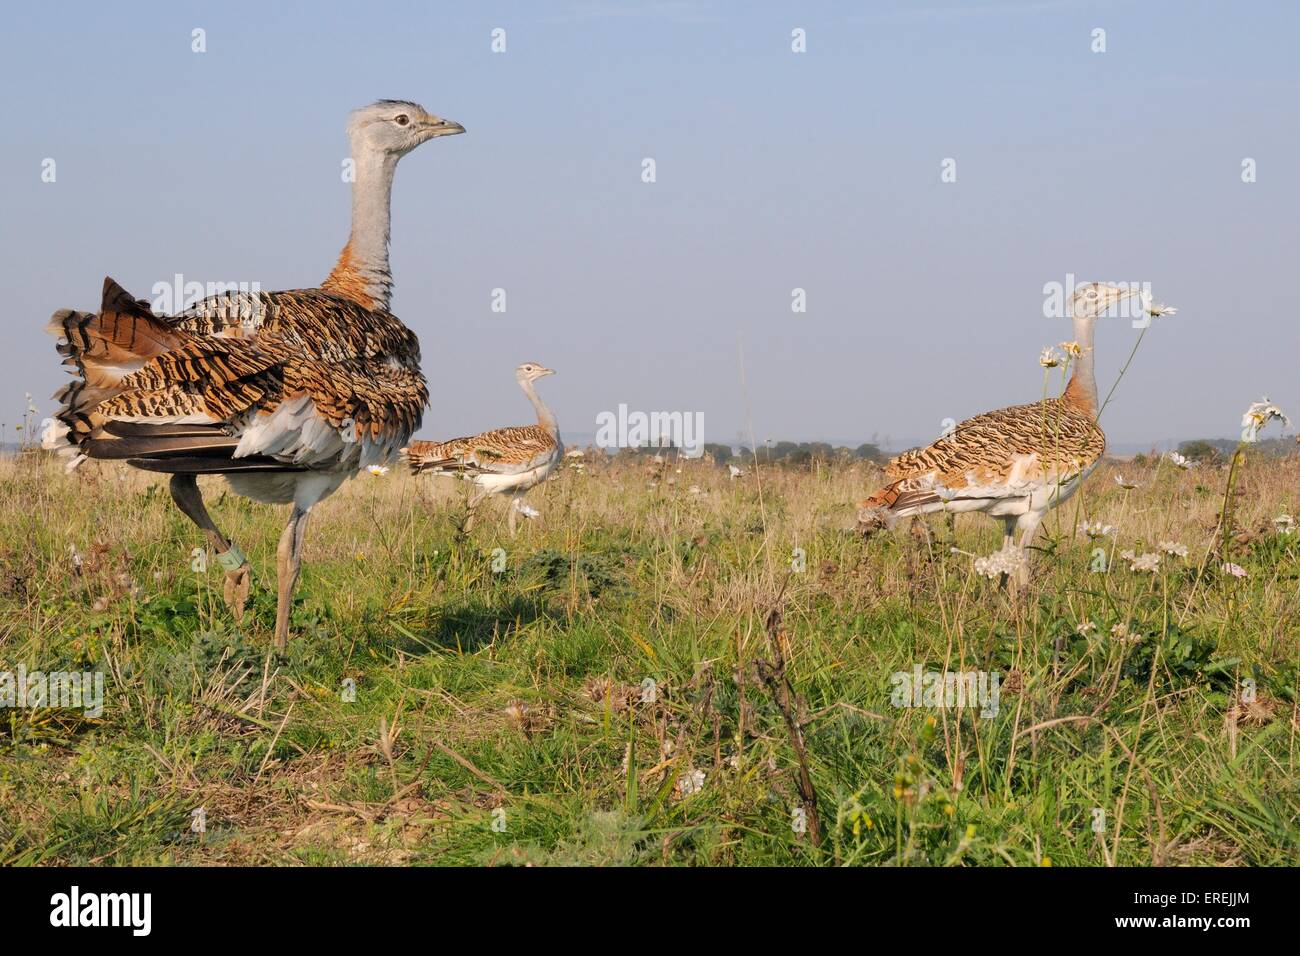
[
  {"xmin": 404, "ymin": 363, "xmax": 562, "ymax": 537},
  {"xmin": 407, "ymin": 425, "xmax": 556, "ymax": 471},
  {"xmin": 857, "ymin": 282, "xmax": 1171, "ymax": 589},
  {"xmin": 41, "ymin": 100, "xmax": 464, "ymax": 648}
]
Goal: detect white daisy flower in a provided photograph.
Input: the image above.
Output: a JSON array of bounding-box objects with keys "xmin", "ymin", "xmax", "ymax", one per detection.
[
  {"xmin": 677, "ymin": 768, "xmax": 706, "ymax": 797},
  {"xmin": 1138, "ymin": 290, "xmax": 1178, "ymax": 318},
  {"xmin": 1165, "ymin": 451, "xmax": 1193, "ymax": 469},
  {"xmin": 1078, "ymin": 520, "xmax": 1114, "ymax": 539},
  {"xmin": 1241, "ymin": 398, "xmax": 1290, "ymax": 444},
  {"xmin": 366, "ymin": 465, "xmax": 390, "ymax": 477},
  {"xmin": 1158, "ymin": 541, "xmax": 1188, "ymax": 558},
  {"xmin": 1128, "ymin": 552, "xmax": 1161, "ymax": 573},
  {"xmin": 1221, "ymin": 562, "xmax": 1247, "ymax": 579},
  {"xmin": 1115, "ymin": 475, "xmax": 1137, "ymax": 490},
  {"xmin": 1039, "ymin": 347, "xmax": 1063, "ymax": 368}
]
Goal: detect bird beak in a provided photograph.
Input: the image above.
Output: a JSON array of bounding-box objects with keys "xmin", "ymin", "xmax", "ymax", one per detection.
[
  {"xmin": 1073, "ymin": 284, "xmax": 1141, "ymax": 319},
  {"xmin": 423, "ymin": 117, "xmax": 465, "ymax": 138}
]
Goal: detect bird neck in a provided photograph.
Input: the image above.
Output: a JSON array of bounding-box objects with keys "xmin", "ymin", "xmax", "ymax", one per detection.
[
  {"xmin": 1062, "ymin": 313, "xmax": 1098, "ymax": 419},
  {"xmin": 520, "ymin": 377, "xmax": 558, "ymax": 437},
  {"xmin": 323, "ymin": 149, "xmax": 398, "ymax": 311}
]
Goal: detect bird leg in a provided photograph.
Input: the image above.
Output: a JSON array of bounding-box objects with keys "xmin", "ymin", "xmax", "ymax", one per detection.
[
  {"xmin": 1000, "ymin": 516, "xmax": 1017, "ymax": 551},
  {"xmin": 1011, "ymin": 512, "xmax": 1043, "ymax": 590},
  {"xmin": 997, "ymin": 516, "xmax": 1017, "ymax": 590},
  {"xmin": 274, "ymin": 505, "xmax": 311, "ymax": 650},
  {"xmin": 169, "ymin": 474, "xmax": 252, "ymax": 621},
  {"xmin": 508, "ymin": 497, "xmax": 521, "ymax": 538},
  {"xmin": 459, "ymin": 489, "xmax": 486, "ymax": 538}
]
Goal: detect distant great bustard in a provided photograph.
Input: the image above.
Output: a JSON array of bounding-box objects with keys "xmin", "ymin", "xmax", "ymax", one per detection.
[
  {"xmin": 405, "ymin": 363, "xmax": 562, "ymax": 537},
  {"xmin": 857, "ymin": 282, "xmax": 1174, "ymax": 586},
  {"xmin": 43, "ymin": 100, "xmax": 464, "ymax": 647}
]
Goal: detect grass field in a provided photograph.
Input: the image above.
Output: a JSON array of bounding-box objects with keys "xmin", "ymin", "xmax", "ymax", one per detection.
[{"xmin": 1, "ymin": 447, "xmax": 1297, "ymax": 866}]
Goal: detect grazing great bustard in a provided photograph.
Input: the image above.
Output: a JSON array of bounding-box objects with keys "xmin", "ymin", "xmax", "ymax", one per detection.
[
  {"xmin": 43, "ymin": 100, "xmax": 464, "ymax": 647},
  {"xmin": 405, "ymin": 363, "xmax": 562, "ymax": 537},
  {"xmin": 856, "ymin": 282, "xmax": 1174, "ymax": 586}
]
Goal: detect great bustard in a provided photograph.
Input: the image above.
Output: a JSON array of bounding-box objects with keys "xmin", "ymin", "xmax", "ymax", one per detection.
[
  {"xmin": 43, "ymin": 100, "xmax": 464, "ymax": 648},
  {"xmin": 857, "ymin": 282, "xmax": 1174, "ymax": 586},
  {"xmin": 405, "ymin": 363, "xmax": 562, "ymax": 537}
]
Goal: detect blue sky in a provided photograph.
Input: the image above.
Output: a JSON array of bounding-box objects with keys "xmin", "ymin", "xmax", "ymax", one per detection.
[{"xmin": 2, "ymin": 0, "xmax": 1296, "ymax": 450}]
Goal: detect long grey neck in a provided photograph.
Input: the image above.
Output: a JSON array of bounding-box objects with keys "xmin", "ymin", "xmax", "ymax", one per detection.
[
  {"xmin": 1063, "ymin": 313, "xmax": 1098, "ymax": 418},
  {"xmin": 520, "ymin": 377, "xmax": 558, "ymax": 438},
  {"xmin": 323, "ymin": 148, "xmax": 397, "ymax": 310}
]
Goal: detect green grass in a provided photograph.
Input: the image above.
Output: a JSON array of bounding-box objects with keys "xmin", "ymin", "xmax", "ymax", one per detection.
[{"xmin": 1, "ymin": 451, "xmax": 1297, "ymax": 865}]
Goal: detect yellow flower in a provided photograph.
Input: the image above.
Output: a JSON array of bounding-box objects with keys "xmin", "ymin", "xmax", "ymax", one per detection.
[
  {"xmin": 965, "ymin": 824, "xmax": 976, "ymax": 840},
  {"xmin": 1041, "ymin": 856, "xmax": 1053, "ymax": 867}
]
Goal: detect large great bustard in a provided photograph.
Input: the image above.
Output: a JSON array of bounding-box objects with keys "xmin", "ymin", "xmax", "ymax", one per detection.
[
  {"xmin": 43, "ymin": 100, "xmax": 464, "ymax": 647},
  {"xmin": 405, "ymin": 363, "xmax": 562, "ymax": 537},
  {"xmin": 857, "ymin": 282, "xmax": 1174, "ymax": 586}
]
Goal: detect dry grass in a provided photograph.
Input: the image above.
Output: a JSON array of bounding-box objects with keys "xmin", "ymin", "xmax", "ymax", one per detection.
[{"xmin": 1, "ymin": 447, "xmax": 1297, "ymax": 865}]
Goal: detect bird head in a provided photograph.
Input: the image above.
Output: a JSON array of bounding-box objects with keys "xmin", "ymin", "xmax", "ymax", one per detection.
[
  {"xmin": 346, "ymin": 100, "xmax": 464, "ymax": 158},
  {"xmin": 1068, "ymin": 282, "xmax": 1141, "ymax": 320},
  {"xmin": 516, "ymin": 362, "xmax": 556, "ymax": 383}
]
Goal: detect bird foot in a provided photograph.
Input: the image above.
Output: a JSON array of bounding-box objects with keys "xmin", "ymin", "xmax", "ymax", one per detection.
[{"xmin": 216, "ymin": 546, "xmax": 252, "ymax": 622}]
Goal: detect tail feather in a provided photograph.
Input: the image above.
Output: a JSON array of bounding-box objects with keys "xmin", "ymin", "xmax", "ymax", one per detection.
[
  {"xmin": 45, "ymin": 277, "xmax": 188, "ymax": 454},
  {"xmin": 102, "ymin": 420, "xmax": 230, "ymax": 439},
  {"xmin": 856, "ymin": 482, "xmax": 943, "ymax": 537},
  {"xmin": 126, "ymin": 455, "xmax": 306, "ymax": 475},
  {"xmin": 403, "ymin": 440, "xmax": 463, "ymax": 475},
  {"xmin": 84, "ymin": 433, "xmax": 241, "ymax": 461}
]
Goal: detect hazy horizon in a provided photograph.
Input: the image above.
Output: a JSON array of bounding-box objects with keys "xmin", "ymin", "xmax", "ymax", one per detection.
[{"xmin": 3, "ymin": 0, "xmax": 1297, "ymax": 452}]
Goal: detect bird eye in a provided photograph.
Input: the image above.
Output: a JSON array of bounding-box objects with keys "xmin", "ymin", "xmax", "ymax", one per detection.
[{"xmin": 394, "ymin": 114, "xmax": 409, "ymax": 126}]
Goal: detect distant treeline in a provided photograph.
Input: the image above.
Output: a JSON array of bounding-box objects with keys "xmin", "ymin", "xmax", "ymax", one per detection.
[
  {"xmin": 1168, "ymin": 437, "xmax": 1296, "ymax": 464},
  {"xmin": 599, "ymin": 434, "xmax": 1298, "ymax": 469},
  {"xmin": 604, "ymin": 442, "xmax": 888, "ymax": 466}
]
